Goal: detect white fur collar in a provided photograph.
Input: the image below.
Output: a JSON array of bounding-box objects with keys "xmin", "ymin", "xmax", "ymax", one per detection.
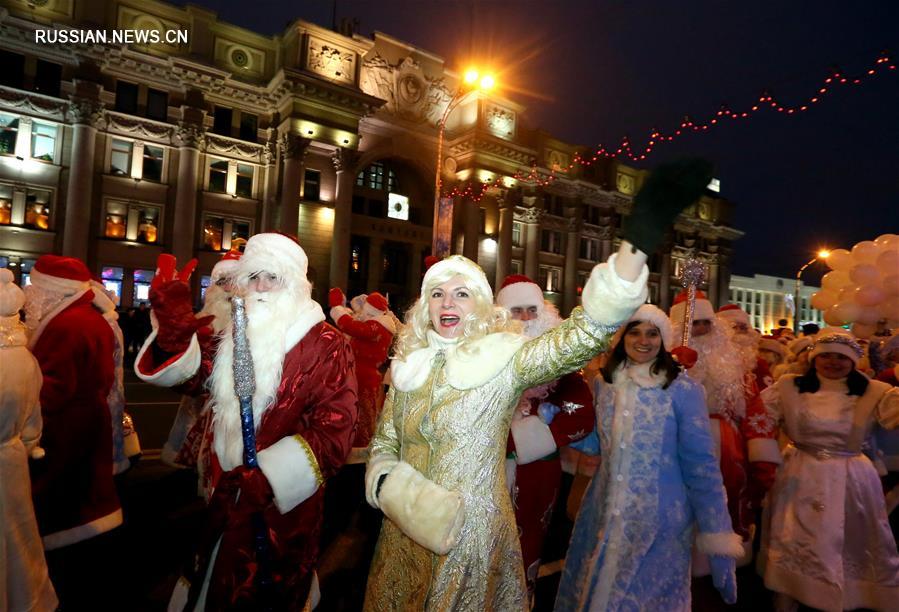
[
  {"xmin": 612, "ymin": 360, "xmax": 667, "ymax": 389},
  {"xmin": 0, "ymin": 315, "xmax": 28, "ymax": 348},
  {"xmin": 284, "ymin": 300, "xmax": 326, "ymax": 351},
  {"xmin": 391, "ymin": 329, "xmax": 527, "ymax": 392}
]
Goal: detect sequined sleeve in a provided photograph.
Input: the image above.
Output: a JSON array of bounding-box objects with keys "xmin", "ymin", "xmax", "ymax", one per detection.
[
  {"xmin": 875, "ymin": 385, "xmax": 899, "ymax": 430},
  {"xmin": 369, "ymin": 386, "xmax": 400, "ymax": 459},
  {"xmin": 512, "ymin": 306, "xmax": 618, "ymax": 393}
]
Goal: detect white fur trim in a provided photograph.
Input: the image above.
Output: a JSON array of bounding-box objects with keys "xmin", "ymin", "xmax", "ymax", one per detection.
[
  {"xmin": 29, "ymin": 266, "xmax": 90, "ymax": 295},
  {"xmin": 378, "ymin": 461, "xmax": 466, "ymax": 555},
  {"xmin": 211, "ymin": 258, "xmax": 240, "ymax": 282},
  {"xmin": 696, "ymin": 531, "xmax": 745, "ymax": 558},
  {"xmin": 133, "ymin": 330, "xmax": 202, "ymax": 387},
  {"xmin": 717, "ymin": 307, "xmax": 750, "ymax": 326},
  {"xmin": 365, "ymin": 453, "xmax": 398, "ymax": 508},
  {"xmin": 256, "ymin": 435, "xmax": 322, "ymax": 514},
  {"xmin": 240, "ymin": 233, "xmax": 308, "ymax": 278},
  {"xmin": 581, "ymin": 253, "xmax": 650, "ymax": 327},
  {"xmin": 42, "ymin": 508, "xmax": 123, "ymax": 550},
  {"xmin": 285, "ymin": 301, "xmax": 326, "ymax": 352},
  {"xmin": 747, "ymin": 437, "xmax": 783, "ymax": 464},
  {"xmin": 330, "ymin": 305, "xmax": 352, "ymax": 323},
  {"xmin": 505, "ymin": 457, "xmax": 517, "ymax": 495},
  {"xmin": 611, "ymin": 303, "xmax": 675, "ymax": 349},
  {"xmin": 391, "ymin": 331, "xmax": 528, "ymax": 392},
  {"xmin": 362, "ymin": 302, "xmax": 386, "ymax": 318},
  {"xmin": 511, "ymin": 415, "xmax": 557, "ymax": 464},
  {"xmin": 670, "ymin": 296, "xmax": 716, "ymax": 325},
  {"xmin": 26, "ymin": 288, "xmax": 90, "ymax": 349},
  {"xmin": 809, "ymin": 338, "xmax": 861, "ymax": 366},
  {"xmin": 496, "ymin": 281, "xmax": 544, "ymax": 310},
  {"xmin": 759, "ymin": 338, "xmax": 787, "ymax": 358}
]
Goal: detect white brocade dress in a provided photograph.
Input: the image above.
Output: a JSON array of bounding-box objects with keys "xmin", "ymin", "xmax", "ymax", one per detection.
[{"xmin": 758, "ymin": 374, "xmax": 899, "ymax": 611}]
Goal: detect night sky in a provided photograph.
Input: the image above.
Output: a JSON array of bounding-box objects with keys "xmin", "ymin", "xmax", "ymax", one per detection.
[{"xmin": 183, "ymin": 0, "xmax": 899, "ymax": 284}]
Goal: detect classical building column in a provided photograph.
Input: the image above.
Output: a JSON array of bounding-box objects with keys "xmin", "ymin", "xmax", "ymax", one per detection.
[
  {"xmin": 659, "ymin": 252, "xmax": 672, "ymax": 311},
  {"xmin": 495, "ymin": 191, "xmax": 515, "ymax": 286},
  {"xmin": 563, "ymin": 215, "xmax": 581, "ymax": 315},
  {"xmin": 367, "ymin": 237, "xmax": 383, "ymax": 290},
  {"xmin": 277, "ymin": 134, "xmax": 309, "ymax": 235},
  {"xmin": 599, "ymin": 225, "xmax": 614, "ymax": 262},
  {"xmin": 523, "ymin": 206, "xmax": 541, "ymax": 281},
  {"xmin": 707, "ymin": 254, "xmax": 720, "ymax": 308},
  {"xmin": 62, "ymin": 96, "xmax": 103, "ymax": 260},
  {"xmin": 462, "ymin": 196, "xmax": 480, "ymax": 262},
  {"xmin": 260, "ymin": 132, "xmax": 278, "ymax": 232},
  {"xmin": 330, "ymin": 147, "xmax": 357, "ymax": 291},
  {"xmin": 171, "ymin": 123, "xmax": 203, "ymax": 264}
]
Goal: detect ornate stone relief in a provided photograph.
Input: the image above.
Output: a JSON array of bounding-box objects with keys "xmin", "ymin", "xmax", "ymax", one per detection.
[
  {"xmin": 0, "ymin": 87, "xmax": 67, "ymax": 121},
  {"xmin": 360, "ymin": 53, "xmax": 452, "ymax": 125},
  {"xmin": 279, "ymin": 133, "xmax": 311, "ymax": 160},
  {"xmin": 616, "ymin": 172, "xmax": 636, "ymax": 195},
  {"xmin": 521, "ymin": 206, "xmax": 543, "ymax": 224},
  {"xmin": 206, "ymin": 133, "xmax": 264, "ymax": 160},
  {"xmin": 485, "ymin": 103, "xmax": 515, "ymax": 139},
  {"xmin": 106, "ymin": 111, "xmax": 173, "ymax": 141},
  {"xmin": 546, "ymin": 149, "xmax": 569, "ymax": 173},
  {"xmin": 331, "ymin": 147, "xmax": 359, "ymax": 173},
  {"xmin": 67, "ymin": 97, "xmax": 104, "ymax": 126},
  {"xmin": 174, "ymin": 123, "xmax": 205, "ymax": 149},
  {"xmin": 306, "ymin": 37, "xmax": 356, "ymax": 85}
]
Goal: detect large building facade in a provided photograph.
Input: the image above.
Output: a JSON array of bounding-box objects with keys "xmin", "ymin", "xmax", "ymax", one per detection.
[
  {"xmin": 0, "ymin": 0, "xmax": 742, "ymax": 314},
  {"xmin": 729, "ymin": 273, "xmax": 825, "ymax": 333}
]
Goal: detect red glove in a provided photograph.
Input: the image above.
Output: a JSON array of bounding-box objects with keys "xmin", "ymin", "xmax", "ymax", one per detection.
[
  {"xmin": 748, "ymin": 460, "xmax": 778, "ymax": 509},
  {"xmin": 671, "ymin": 346, "xmax": 698, "ymax": 369},
  {"xmin": 211, "ymin": 466, "xmax": 274, "ymax": 529},
  {"xmin": 149, "ymin": 254, "xmax": 213, "ymax": 353},
  {"xmin": 328, "ymin": 287, "xmax": 346, "ymax": 308}
]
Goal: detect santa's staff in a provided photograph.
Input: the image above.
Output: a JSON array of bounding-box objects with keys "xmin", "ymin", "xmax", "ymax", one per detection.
[
  {"xmin": 672, "ymin": 257, "xmax": 708, "ymax": 368},
  {"xmin": 230, "ymin": 295, "xmax": 273, "ymax": 608}
]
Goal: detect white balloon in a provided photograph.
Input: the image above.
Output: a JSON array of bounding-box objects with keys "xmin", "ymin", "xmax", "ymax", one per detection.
[
  {"xmin": 849, "ymin": 263, "xmax": 880, "ymax": 286},
  {"xmin": 876, "ymin": 249, "xmax": 899, "ymax": 276},
  {"xmin": 822, "ymin": 270, "xmax": 852, "ymax": 292},
  {"xmin": 810, "ymin": 290, "xmax": 838, "ymax": 311},
  {"xmin": 851, "ymin": 241, "xmax": 880, "ymax": 265},
  {"xmin": 826, "ymin": 248, "xmax": 853, "ymax": 271},
  {"xmin": 855, "ymin": 306, "xmax": 882, "ymax": 325},
  {"xmin": 855, "ymin": 285, "xmax": 886, "ymax": 307},
  {"xmin": 883, "ymin": 274, "xmax": 899, "ymax": 296},
  {"xmin": 851, "ymin": 322, "xmax": 876, "ymax": 339},
  {"xmin": 831, "ymin": 301, "xmax": 861, "ymax": 323}
]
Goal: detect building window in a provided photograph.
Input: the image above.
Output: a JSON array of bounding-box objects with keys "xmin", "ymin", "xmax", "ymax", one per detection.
[
  {"xmin": 33, "ymin": 60, "xmax": 62, "ymax": 98},
  {"xmin": 543, "ymin": 193, "xmax": 564, "ymax": 217},
  {"xmin": 212, "ymin": 106, "xmax": 232, "ymax": 136},
  {"xmin": 510, "ymin": 260, "xmax": 522, "ymax": 274},
  {"xmin": 142, "ymin": 145, "xmax": 164, "ymax": 182},
  {"xmin": 388, "ymin": 169, "xmax": 397, "ymax": 192},
  {"xmin": 100, "ymin": 266, "xmax": 124, "ymax": 302},
  {"xmin": 303, "ymin": 169, "xmax": 321, "ymax": 201},
  {"xmin": 583, "ymin": 204, "xmax": 601, "ymax": 226},
  {"xmin": 538, "ymin": 266, "xmax": 562, "ymax": 293},
  {"xmin": 0, "ymin": 50, "xmax": 25, "ymax": 89},
  {"xmin": 111, "ymin": 139, "xmax": 133, "ymax": 176},
  {"xmin": 577, "ymin": 270, "xmax": 590, "ymax": 295},
  {"xmin": 381, "ymin": 243, "xmax": 408, "ymax": 285},
  {"xmin": 579, "ymin": 237, "xmax": 600, "ymax": 260},
  {"xmin": 0, "ymin": 184, "xmax": 11, "ymax": 225},
  {"xmin": 0, "ymin": 114, "xmax": 18, "ymax": 155},
  {"xmin": 30, "ymin": 122, "xmax": 57, "ymax": 161},
  {"xmin": 203, "ymin": 215, "xmax": 251, "ymax": 251},
  {"xmin": 541, "ymin": 229, "xmax": 563, "ymax": 254},
  {"xmin": 239, "ymin": 112, "xmax": 257, "ymax": 142},
  {"xmin": 208, "ymin": 160, "xmax": 228, "ymax": 193},
  {"xmin": 133, "ymin": 269, "xmax": 155, "ymax": 305},
  {"xmin": 146, "ymin": 88, "xmax": 168, "ymax": 122},
  {"xmin": 357, "ymin": 161, "xmax": 386, "ymax": 190},
  {"xmin": 115, "ymin": 81, "xmax": 139, "ymax": 115},
  {"xmin": 352, "ymin": 195, "xmax": 365, "ymax": 214},
  {"xmin": 104, "ymin": 200, "xmax": 159, "ymax": 243},
  {"xmin": 24, "ymin": 189, "xmax": 51, "ymax": 230},
  {"xmin": 235, "ymin": 164, "xmax": 254, "ymax": 198},
  {"xmin": 512, "ymin": 221, "xmax": 522, "ymax": 247}
]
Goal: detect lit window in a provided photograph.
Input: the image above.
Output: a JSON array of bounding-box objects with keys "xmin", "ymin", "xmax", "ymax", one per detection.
[
  {"xmin": 30, "ymin": 122, "xmax": 57, "ymax": 161},
  {"xmin": 100, "ymin": 266, "xmax": 124, "ymax": 302},
  {"xmin": 235, "ymin": 164, "xmax": 254, "ymax": 198},
  {"xmin": 512, "ymin": 221, "xmax": 522, "ymax": 247},
  {"xmin": 133, "ymin": 269, "xmax": 155, "ymax": 306},
  {"xmin": 0, "ymin": 184, "xmax": 11, "ymax": 225},
  {"xmin": 0, "ymin": 114, "xmax": 18, "ymax": 156},
  {"xmin": 104, "ymin": 200, "xmax": 160, "ymax": 243},
  {"xmin": 24, "ymin": 189, "xmax": 51, "ymax": 230},
  {"xmin": 203, "ymin": 215, "xmax": 252, "ymax": 252},
  {"xmin": 208, "ymin": 160, "xmax": 228, "ymax": 193},
  {"xmin": 538, "ymin": 266, "xmax": 562, "ymax": 293},
  {"xmin": 203, "ymin": 216, "xmax": 224, "ymax": 251},
  {"xmin": 388, "ymin": 169, "xmax": 397, "ymax": 192},
  {"xmin": 142, "ymin": 145, "xmax": 164, "ymax": 182},
  {"xmin": 368, "ymin": 162, "xmax": 385, "ymax": 190},
  {"xmin": 111, "ymin": 139, "xmax": 132, "ymax": 176}
]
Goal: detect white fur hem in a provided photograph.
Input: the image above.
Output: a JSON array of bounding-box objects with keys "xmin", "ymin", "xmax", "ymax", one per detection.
[
  {"xmin": 747, "ymin": 437, "xmax": 783, "ymax": 464},
  {"xmin": 257, "ymin": 435, "xmax": 322, "ymax": 514},
  {"xmin": 43, "ymin": 508, "xmax": 123, "ymax": 550},
  {"xmin": 511, "ymin": 415, "xmax": 557, "ymax": 464},
  {"xmin": 365, "ymin": 453, "xmax": 398, "ymax": 508},
  {"xmin": 133, "ymin": 330, "xmax": 201, "ymax": 387},
  {"xmin": 581, "ymin": 253, "xmax": 649, "ymax": 327},
  {"xmin": 696, "ymin": 531, "xmax": 744, "ymax": 558}
]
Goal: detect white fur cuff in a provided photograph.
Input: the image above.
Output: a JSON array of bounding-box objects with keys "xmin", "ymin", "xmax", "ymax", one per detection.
[
  {"xmin": 133, "ymin": 330, "xmax": 201, "ymax": 387},
  {"xmin": 747, "ymin": 438, "xmax": 783, "ymax": 464},
  {"xmin": 256, "ymin": 435, "xmax": 323, "ymax": 514},
  {"xmin": 696, "ymin": 531, "xmax": 744, "ymax": 558},
  {"xmin": 581, "ymin": 253, "xmax": 649, "ymax": 327},
  {"xmin": 365, "ymin": 453, "xmax": 398, "ymax": 508},
  {"xmin": 330, "ymin": 305, "xmax": 352, "ymax": 323},
  {"xmin": 378, "ymin": 461, "xmax": 466, "ymax": 555},
  {"xmin": 511, "ymin": 415, "xmax": 557, "ymax": 464}
]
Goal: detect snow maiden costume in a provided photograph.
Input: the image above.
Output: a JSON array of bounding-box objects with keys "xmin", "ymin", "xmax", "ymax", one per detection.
[
  {"xmin": 758, "ymin": 331, "xmax": 899, "ymax": 611},
  {"xmin": 556, "ymin": 304, "xmax": 741, "ymax": 611}
]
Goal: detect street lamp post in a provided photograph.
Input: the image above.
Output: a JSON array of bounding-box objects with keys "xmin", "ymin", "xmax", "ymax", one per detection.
[
  {"xmin": 794, "ymin": 249, "xmax": 830, "ymax": 334},
  {"xmin": 431, "ymin": 69, "xmax": 495, "ymax": 257}
]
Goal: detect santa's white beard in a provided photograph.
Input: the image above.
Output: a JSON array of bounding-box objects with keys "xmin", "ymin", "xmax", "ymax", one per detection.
[
  {"xmin": 520, "ymin": 304, "xmax": 563, "ymax": 339},
  {"xmin": 208, "ymin": 287, "xmax": 304, "ymax": 470},
  {"xmin": 730, "ymin": 330, "xmax": 760, "ymax": 374},
  {"xmin": 200, "ymin": 284, "xmax": 232, "ymax": 334},
  {"xmin": 22, "ymin": 285, "xmax": 68, "ymax": 331},
  {"xmin": 676, "ymin": 322, "xmax": 747, "ymax": 420}
]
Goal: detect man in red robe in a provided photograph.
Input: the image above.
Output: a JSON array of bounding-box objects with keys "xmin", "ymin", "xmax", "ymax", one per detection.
[
  {"xmin": 496, "ymin": 274, "xmax": 594, "ymax": 599},
  {"xmin": 136, "ymin": 233, "xmax": 357, "ymax": 610}
]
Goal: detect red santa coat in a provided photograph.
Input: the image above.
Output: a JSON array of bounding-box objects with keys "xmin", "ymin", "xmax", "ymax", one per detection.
[
  {"xmin": 332, "ymin": 312, "xmax": 393, "ymax": 449},
  {"xmin": 28, "ymin": 291, "xmax": 122, "ymax": 550},
  {"xmin": 507, "ymin": 370, "xmax": 594, "ymax": 587},
  {"xmin": 137, "ymin": 319, "xmax": 357, "ymax": 609}
]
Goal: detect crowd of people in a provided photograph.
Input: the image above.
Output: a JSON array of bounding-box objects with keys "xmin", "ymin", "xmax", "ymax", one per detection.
[{"xmin": 2, "ymin": 158, "xmax": 899, "ymax": 611}]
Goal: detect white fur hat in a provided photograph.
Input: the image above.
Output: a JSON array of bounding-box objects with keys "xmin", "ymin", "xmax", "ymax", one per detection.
[
  {"xmin": 422, "ymin": 255, "xmax": 493, "ymax": 301},
  {"xmin": 0, "ymin": 268, "xmax": 25, "ymax": 316},
  {"xmin": 809, "ymin": 330, "xmax": 863, "ymax": 366},
  {"xmin": 669, "ymin": 289, "xmax": 715, "ymax": 326},
  {"xmin": 211, "ymin": 250, "xmax": 242, "ymax": 282},
  {"xmin": 238, "ymin": 233, "xmax": 308, "ymax": 286},
  {"xmin": 716, "ymin": 303, "xmax": 750, "ymax": 327},
  {"xmin": 613, "ymin": 303, "xmax": 675, "ymax": 349},
  {"xmin": 759, "ymin": 335, "xmax": 787, "ymax": 359},
  {"xmin": 496, "ymin": 274, "xmax": 544, "ymax": 311}
]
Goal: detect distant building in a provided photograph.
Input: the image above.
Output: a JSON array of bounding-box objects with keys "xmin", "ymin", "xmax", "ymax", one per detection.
[
  {"xmin": 0, "ymin": 0, "xmax": 742, "ymax": 313},
  {"xmin": 729, "ymin": 274, "xmax": 824, "ymax": 333}
]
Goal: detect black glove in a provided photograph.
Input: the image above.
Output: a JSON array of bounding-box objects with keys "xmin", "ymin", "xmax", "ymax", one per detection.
[{"xmin": 621, "ymin": 157, "xmax": 714, "ymax": 254}]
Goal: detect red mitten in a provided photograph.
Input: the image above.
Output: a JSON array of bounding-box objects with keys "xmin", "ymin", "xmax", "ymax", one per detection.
[
  {"xmin": 671, "ymin": 346, "xmax": 698, "ymax": 369},
  {"xmin": 227, "ymin": 466, "xmax": 274, "ymax": 528},
  {"xmin": 328, "ymin": 287, "xmax": 346, "ymax": 308},
  {"xmin": 748, "ymin": 460, "xmax": 778, "ymax": 509},
  {"xmin": 149, "ymin": 254, "xmax": 213, "ymax": 353}
]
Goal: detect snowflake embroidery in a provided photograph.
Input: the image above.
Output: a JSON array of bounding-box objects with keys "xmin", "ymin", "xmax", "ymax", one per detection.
[
  {"xmin": 746, "ymin": 412, "xmax": 774, "ymax": 435},
  {"xmin": 562, "ymin": 401, "xmax": 583, "ymax": 415}
]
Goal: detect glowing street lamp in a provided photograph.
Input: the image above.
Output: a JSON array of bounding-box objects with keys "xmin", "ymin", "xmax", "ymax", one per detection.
[
  {"xmin": 794, "ymin": 248, "xmax": 830, "ymax": 333},
  {"xmin": 432, "ymin": 67, "xmax": 496, "ymax": 257}
]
